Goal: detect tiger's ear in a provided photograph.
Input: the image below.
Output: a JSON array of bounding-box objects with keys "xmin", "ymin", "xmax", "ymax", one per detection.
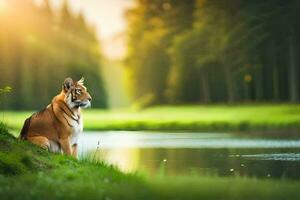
[
  {"xmin": 77, "ymin": 77, "xmax": 84, "ymax": 85},
  {"xmin": 63, "ymin": 77, "xmax": 74, "ymax": 92}
]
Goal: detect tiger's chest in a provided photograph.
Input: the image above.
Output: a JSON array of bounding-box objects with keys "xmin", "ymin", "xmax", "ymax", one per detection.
[{"xmin": 70, "ymin": 116, "xmax": 83, "ymax": 145}]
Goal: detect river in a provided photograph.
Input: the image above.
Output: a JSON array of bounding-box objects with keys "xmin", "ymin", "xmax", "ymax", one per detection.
[{"xmin": 78, "ymin": 131, "xmax": 300, "ymax": 179}]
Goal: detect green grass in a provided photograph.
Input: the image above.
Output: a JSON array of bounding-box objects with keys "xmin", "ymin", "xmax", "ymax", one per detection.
[
  {"xmin": 1, "ymin": 122, "xmax": 300, "ymax": 200},
  {"xmin": 2, "ymin": 104, "xmax": 300, "ymax": 133}
]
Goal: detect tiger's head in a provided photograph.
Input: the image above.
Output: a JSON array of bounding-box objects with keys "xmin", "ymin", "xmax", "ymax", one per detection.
[{"xmin": 63, "ymin": 77, "xmax": 92, "ymax": 109}]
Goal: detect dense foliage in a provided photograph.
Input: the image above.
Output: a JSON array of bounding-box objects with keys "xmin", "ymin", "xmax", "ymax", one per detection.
[
  {"xmin": 126, "ymin": 0, "xmax": 300, "ymax": 105},
  {"xmin": 0, "ymin": 0, "xmax": 107, "ymax": 109}
]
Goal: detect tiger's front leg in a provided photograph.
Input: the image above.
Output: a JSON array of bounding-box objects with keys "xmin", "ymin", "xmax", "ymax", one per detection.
[
  {"xmin": 72, "ymin": 144, "xmax": 78, "ymax": 159},
  {"xmin": 59, "ymin": 137, "xmax": 72, "ymax": 156}
]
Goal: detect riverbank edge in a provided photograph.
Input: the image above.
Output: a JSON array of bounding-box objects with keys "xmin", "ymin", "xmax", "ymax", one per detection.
[{"xmin": 83, "ymin": 124, "xmax": 300, "ymax": 133}]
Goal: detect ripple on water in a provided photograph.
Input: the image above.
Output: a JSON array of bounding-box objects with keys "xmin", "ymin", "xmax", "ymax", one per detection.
[{"xmin": 241, "ymin": 153, "xmax": 300, "ymax": 161}]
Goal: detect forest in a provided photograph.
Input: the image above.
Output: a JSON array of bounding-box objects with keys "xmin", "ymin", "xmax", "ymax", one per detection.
[
  {"xmin": 1, "ymin": 0, "xmax": 300, "ymax": 109},
  {"xmin": 125, "ymin": 0, "xmax": 300, "ymax": 105},
  {"xmin": 0, "ymin": 0, "xmax": 107, "ymax": 110}
]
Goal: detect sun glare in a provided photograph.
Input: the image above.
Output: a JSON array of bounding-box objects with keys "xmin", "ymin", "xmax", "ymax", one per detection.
[{"xmin": 0, "ymin": 0, "xmax": 7, "ymax": 13}]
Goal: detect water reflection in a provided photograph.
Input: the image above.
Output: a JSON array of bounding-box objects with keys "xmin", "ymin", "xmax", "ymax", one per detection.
[
  {"xmin": 100, "ymin": 148, "xmax": 140, "ymax": 172},
  {"xmin": 79, "ymin": 132, "xmax": 300, "ymax": 179}
]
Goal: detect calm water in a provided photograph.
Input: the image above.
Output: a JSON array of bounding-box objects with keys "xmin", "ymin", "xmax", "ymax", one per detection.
[{"xmin": 78, "ymin": 131, "xmax": 300, "ymax": 179}]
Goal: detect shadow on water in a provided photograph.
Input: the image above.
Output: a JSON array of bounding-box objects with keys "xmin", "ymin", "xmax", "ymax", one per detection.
[{"xmin": 79, "ymin": 131, "xmax": 300, "ymax": 179}]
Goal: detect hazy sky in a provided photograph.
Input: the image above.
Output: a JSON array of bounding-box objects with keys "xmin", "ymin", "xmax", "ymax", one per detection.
[{"xmin": 48, "ymin": 0, "xmax": 134, "ymax": 40}]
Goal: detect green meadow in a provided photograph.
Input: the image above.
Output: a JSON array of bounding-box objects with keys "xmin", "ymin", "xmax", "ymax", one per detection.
[
  {"xmin": 1, "ymin": 123, "xmax": 300, "ymax": 200},
  {"xmin": 2, "ymin": 104, "xmax": 300, "ymax": 133}
]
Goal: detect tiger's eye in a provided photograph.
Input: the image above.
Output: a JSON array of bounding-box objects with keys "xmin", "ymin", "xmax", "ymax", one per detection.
[{"xmin": 75, "ymin": 88, "xmax": 82, "ymax": 95}]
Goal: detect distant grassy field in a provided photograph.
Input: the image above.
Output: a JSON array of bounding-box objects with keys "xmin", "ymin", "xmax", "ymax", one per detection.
[
  {"xmin": 2, "ymin": 104, "xmax": 300, "ymax": 133},
  {"xmin": 1, "ymin": 124, "xmax": 300, "ymax": 200}
]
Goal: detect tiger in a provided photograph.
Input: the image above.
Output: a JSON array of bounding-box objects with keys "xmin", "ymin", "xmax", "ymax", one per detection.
[{"xmin": 19, "ymin": 77, "xmax": 92, "ymax": 158}]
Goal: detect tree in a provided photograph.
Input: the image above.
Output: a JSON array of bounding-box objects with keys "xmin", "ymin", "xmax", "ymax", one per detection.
[
  {"xmin": 125, "ymin": 0, "xmax": 196, "ymax": 105},
  {"xmin": 0, "ymin": 0, "xmax": 107, "ymax": 109}
]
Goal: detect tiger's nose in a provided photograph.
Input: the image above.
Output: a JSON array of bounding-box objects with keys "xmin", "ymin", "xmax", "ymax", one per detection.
[{"xmin": 88, "ymin": 96, "xmax": 92, "ymax": 102}]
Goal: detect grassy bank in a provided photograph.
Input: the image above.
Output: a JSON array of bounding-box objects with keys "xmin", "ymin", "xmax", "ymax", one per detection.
[
  {"xmin": 1, "ymin": 123, "xmax": 300, "ymax": 200},
  {"xmin": 2, "ymin": 104, "xmax": 300, "ymax": 133}
]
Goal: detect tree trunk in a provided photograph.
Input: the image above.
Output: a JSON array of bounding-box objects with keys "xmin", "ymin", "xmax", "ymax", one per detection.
[
  {"xmin": 200, "ymin": 69, "xmax": 210, "ymax": 103},
  {"xmin": 288, "ymin": 27, "xmax": 298, "ymax": 102},
  {"xmin": 224, "ymin": 65, "xmax": 235, "ymax": 103},
  {"xmin": 244, "ymin": 80, "xmax": 250, "ymax": 102},
  {"xmin": 268, "ymin": 40, "xmax": 280, "ymax": 101},
  {"xmin": 272, "ymin": 66, "xmax": 279, "ymax": 101},
  {"xmin": 254, "ymin": 64, "xmax": 263, "ymax": 101}
]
